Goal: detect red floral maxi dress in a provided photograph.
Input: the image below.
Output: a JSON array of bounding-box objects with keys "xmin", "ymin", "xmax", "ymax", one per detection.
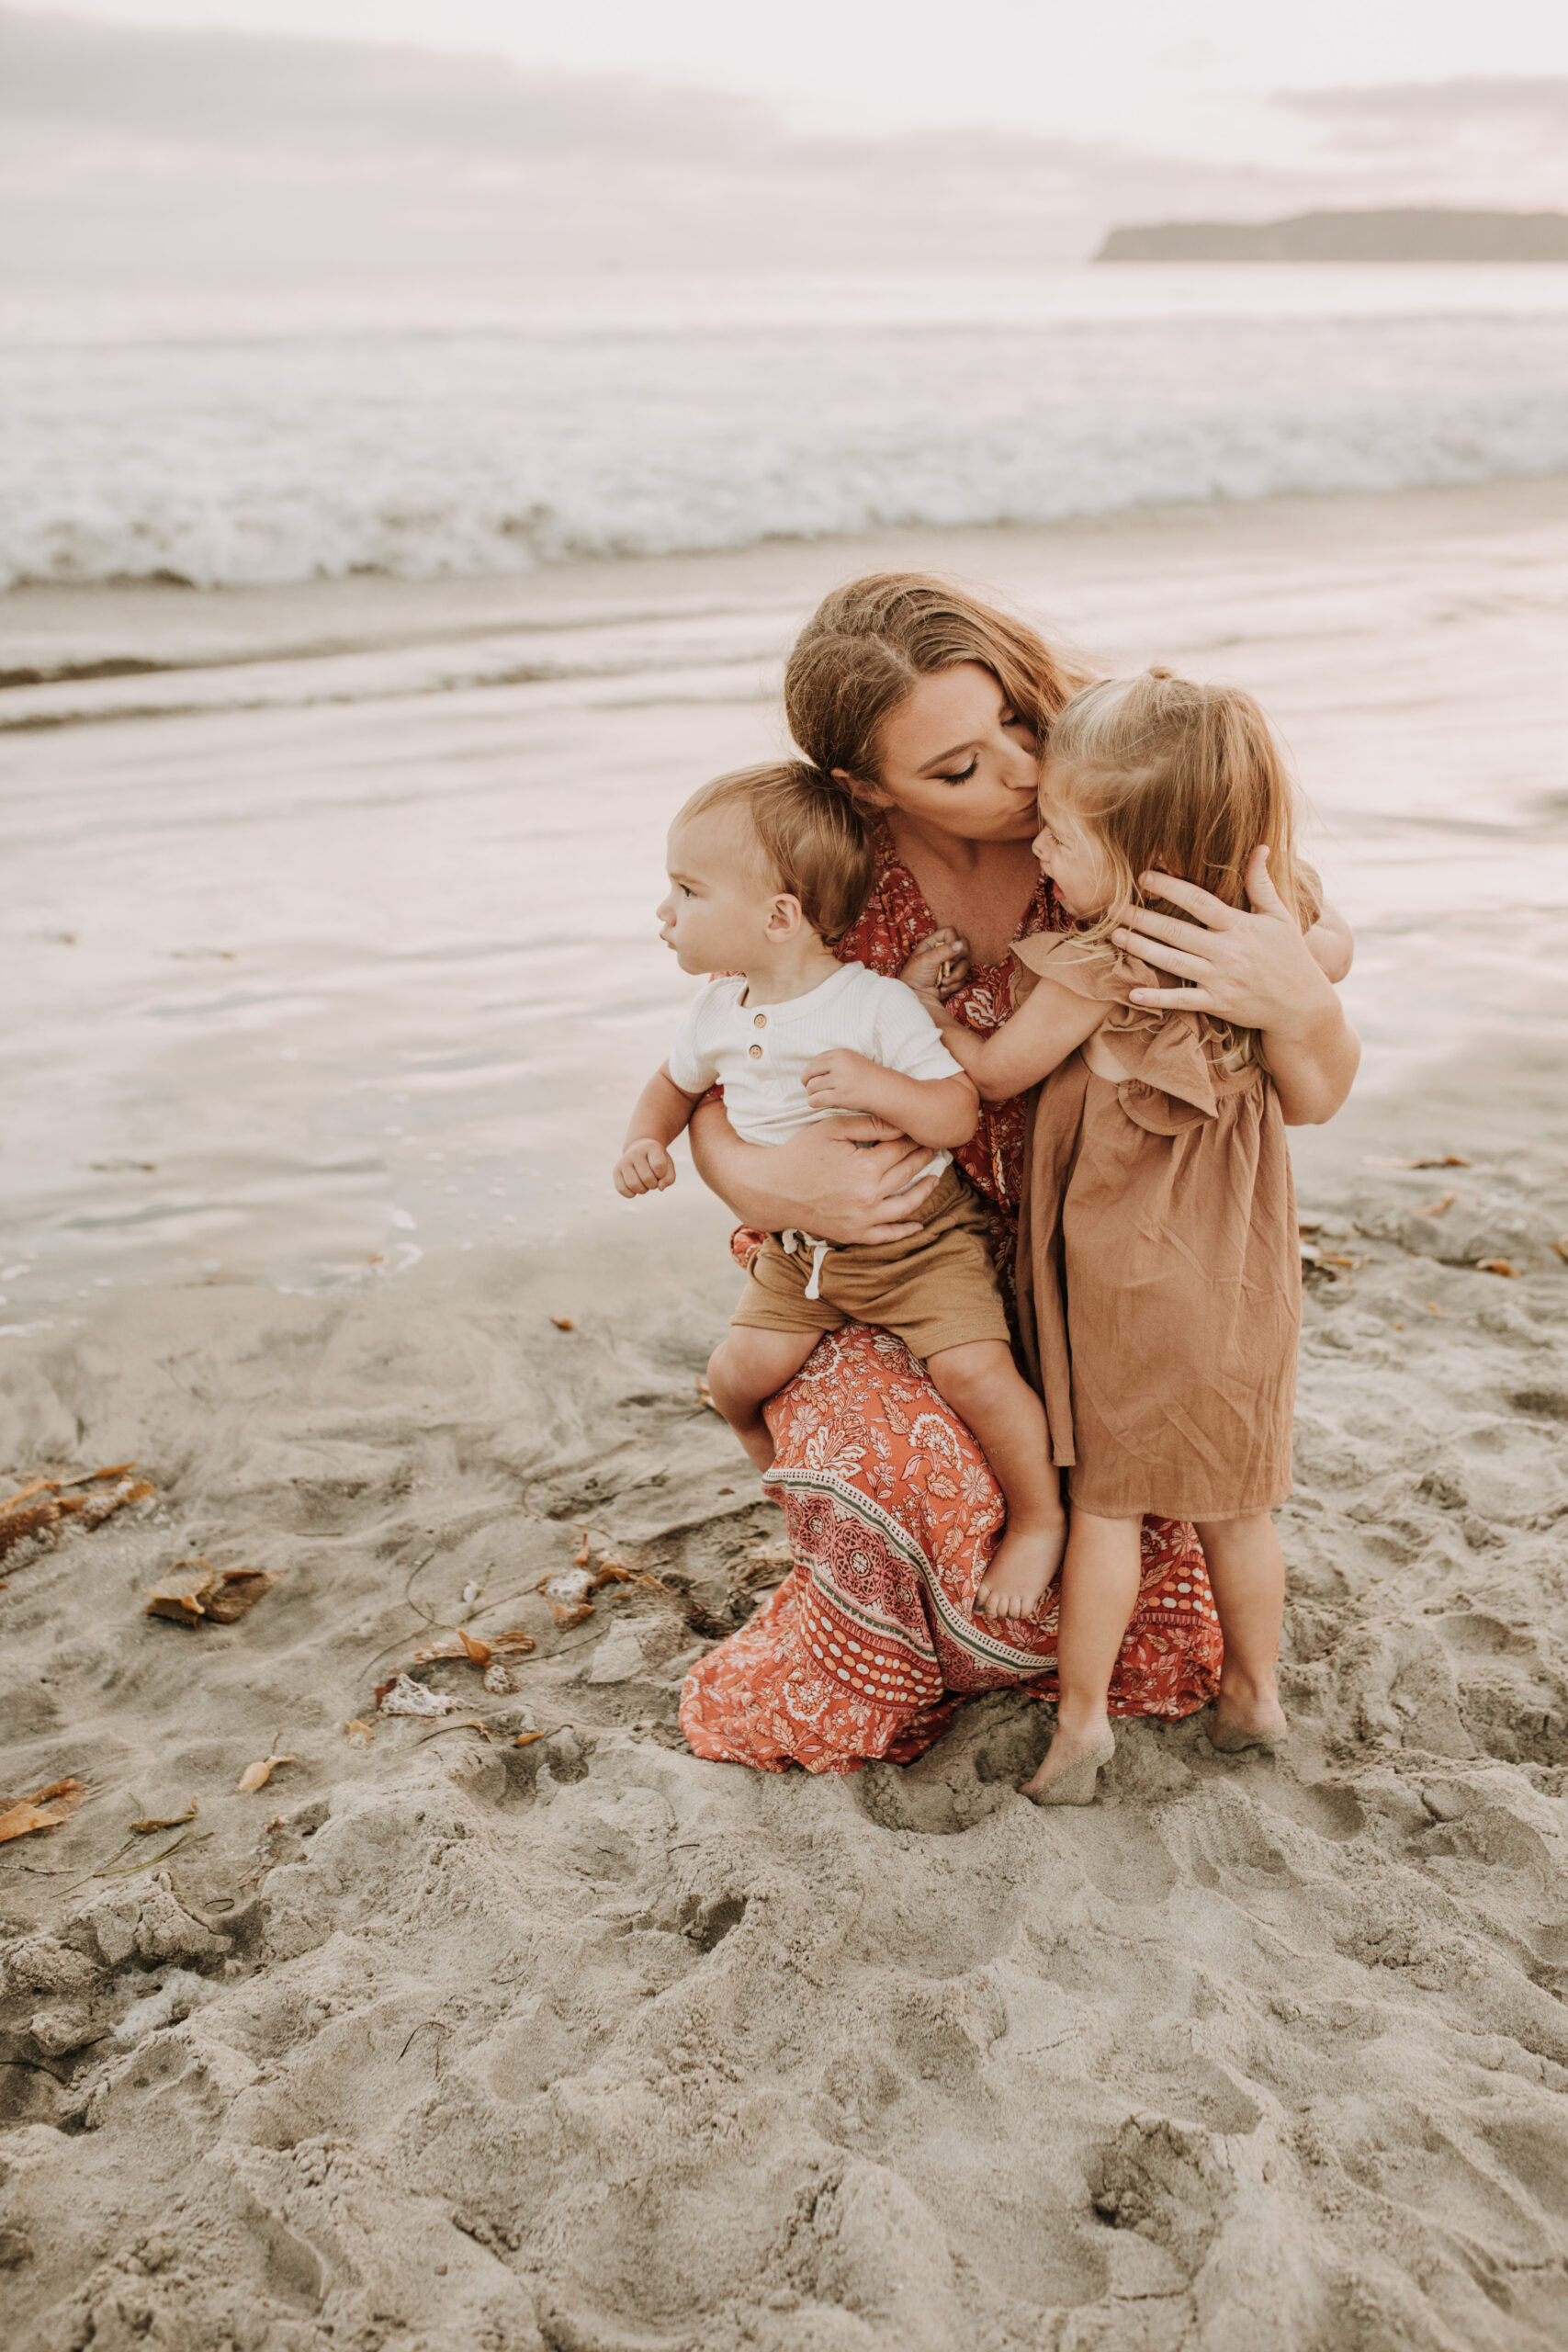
[{"xmin": 679, "ymin": 822, "xmax": 1224, "ymax": 1773}]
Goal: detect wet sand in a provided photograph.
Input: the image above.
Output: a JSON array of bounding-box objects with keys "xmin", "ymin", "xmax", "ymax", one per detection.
[{"xmin": 3, "ymin": 481, "xmax": 1568, "ymax": 2349}]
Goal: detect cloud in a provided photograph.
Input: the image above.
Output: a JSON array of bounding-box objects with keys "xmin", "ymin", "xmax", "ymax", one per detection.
[{"xmin": 2, "ymin": 12, "xmax": 1564, "ymax": 288}]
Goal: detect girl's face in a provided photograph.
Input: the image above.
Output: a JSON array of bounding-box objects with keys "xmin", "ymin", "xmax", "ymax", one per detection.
[
  {"xmin": 844, "ymin": 662, "xmax": 1040, "ymax": 842},
  {"xmin": 1032, "ymin": 779, "xmax": 1115, "ymax": 919}
]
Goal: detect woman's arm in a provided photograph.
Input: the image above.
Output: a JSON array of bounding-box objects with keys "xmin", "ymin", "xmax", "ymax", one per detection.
[
  {"xmin": 687, "ymin": 1093, "xmax": 948, "ymax": 1246},
  {"xmin": 1112, "ymin": 848, "xmax": 1359, "ymax": 1126},
  {"xmin": 1305, "ymin": 898, "xmax": 1354, "ymax": 983},
  {"xmin": 800, "ymin": 1053, "xmax": 979, "ymax": 1148}
]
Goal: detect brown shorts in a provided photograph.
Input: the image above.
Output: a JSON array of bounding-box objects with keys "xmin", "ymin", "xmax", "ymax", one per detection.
[{"xmin": 731, "ymin": 1166, "xmax": 1010, "ymax": 1363}]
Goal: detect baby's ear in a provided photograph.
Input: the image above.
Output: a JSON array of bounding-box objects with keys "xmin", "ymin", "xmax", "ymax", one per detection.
[{"xmin": 764, "ymin": 892, "xmax": 805, "ymax": 941}]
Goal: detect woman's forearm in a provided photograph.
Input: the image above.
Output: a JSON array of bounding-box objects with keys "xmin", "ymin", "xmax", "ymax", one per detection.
[
  {"xmin": 1264, "ymin": 996, "xmax": 1361, "ymax": 1125},
  {"xmin": 1305, "ymin": 899, "xmax": 1354, "ymax": 984},
  {"xmin": 686, "ymin": 1096, "xmax": 945, "ymax": 1245}
]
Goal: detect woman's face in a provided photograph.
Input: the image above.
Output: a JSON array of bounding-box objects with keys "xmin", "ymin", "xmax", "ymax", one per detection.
[{"xmin": 845, "ymin": 662, "xmax": 1040, "ymax": 842}]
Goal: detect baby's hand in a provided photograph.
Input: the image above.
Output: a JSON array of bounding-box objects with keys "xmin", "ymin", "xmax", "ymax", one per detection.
[
  {"xmin": 615, "ymin": 1139, "xmax": 676, "ymax": 1198},
  {"xmin": 900, "ymin": 927, "xmax": 970, "ymax": 1011},
  {"xmin": 803, "ymin": 1048, "xmax": 883, "ymax": 1114}
]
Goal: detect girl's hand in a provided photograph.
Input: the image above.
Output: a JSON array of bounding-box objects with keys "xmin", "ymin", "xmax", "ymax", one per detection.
[
  {"xmin": 615, "ymin": 1138, "xmax": 676, "ymax": 1197},
  {"xmin": 1114, "ymin": 847, "xmax": 1338, "ymax": 1039},
  {"xmin": 900, "ymin": 927, "xmax": 971, "ymax": 1008},
  {"xmin": 803, "ymin": 1048, "xmax": 885, "ymax": 1114}
]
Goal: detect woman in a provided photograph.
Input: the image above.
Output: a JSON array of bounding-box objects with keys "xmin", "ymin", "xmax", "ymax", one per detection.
[{"xmin": 679, "ymin": 575, "xmax": 1357, "ymax": 1775}]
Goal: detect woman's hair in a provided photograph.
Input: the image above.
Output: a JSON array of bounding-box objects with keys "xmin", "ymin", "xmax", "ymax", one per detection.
[
  {"xmin": 678, "ymin": 762, "xmax": 874, "ymax": 944},
  {"xmin": 1047, "ymin": 669, "xmax": 1317, "ymax": 1063},
  {"xmin": 784, "ymin": 572, "xmax": 1096, "ymax": 794}
]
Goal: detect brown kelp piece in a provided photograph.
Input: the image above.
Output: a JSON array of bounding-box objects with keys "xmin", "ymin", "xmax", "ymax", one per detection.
[
  {"xmin": 1476, "ymin": 1258, "xmax": 1522, "ymax": 1278},
  {"xmin": 0, "ymin": 1778, "xmax": 87, "ymax": 1844},
  {"xmin": 130, "ymin": 1803, "xmax": 197, "ymax": 1834},
  {"xmin": 549, "ymin": 1316, "xmax": 576, "ymax": 1331},
  {"xmin": 144, "ymin": 1561, "xmax": 282, "ymax": 1624},
  {"xmin": 1411, "ymin": 1153, "xmax": 1470, "ymax": 1168},
  {"xmin": 237, "ymin": 1755, "xmax": 295, "ymax": 1792},
  {"xmin": 145, "ymin": 1559, "xmax": 218, "ymax": 1622},
  {"xmin": 1, "ymin": 1464, "xmax": 152, "ymax": 1563},
  {"xmin": 538, "ymin": 1566, "xmax": 596, "ymax": 1628},
  {"xmin": 1415, "ymin": 1191, "xmax": 1458, "ymax": 1218}
]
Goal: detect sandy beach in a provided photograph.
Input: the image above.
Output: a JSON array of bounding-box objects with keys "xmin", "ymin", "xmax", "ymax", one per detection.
[{"xmin": 4, "ymin": 481, "xmax": 1568, "ymax": 2349}]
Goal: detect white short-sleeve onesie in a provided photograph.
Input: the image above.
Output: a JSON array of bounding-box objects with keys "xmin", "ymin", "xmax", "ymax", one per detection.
[{"xmin": 667, "ymin": 960, "xmax": 964, "ymax": 1152}]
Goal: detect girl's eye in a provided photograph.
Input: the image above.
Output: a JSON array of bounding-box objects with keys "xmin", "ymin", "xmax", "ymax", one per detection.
[{"xmin": 940, "ymin": 757, "xmax": 979, "ymax": 786}]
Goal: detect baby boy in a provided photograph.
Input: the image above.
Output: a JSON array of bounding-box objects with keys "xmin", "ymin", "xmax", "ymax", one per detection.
[{"xmin": 614, "ymin": 762, "xmax": 1065, "ymax": 1610}]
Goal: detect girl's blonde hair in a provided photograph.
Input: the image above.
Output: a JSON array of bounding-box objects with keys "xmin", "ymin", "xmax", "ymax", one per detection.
[
  {"xmin": 784, "ymin": 572, "xmax": 1095, "ymax": 796},
  {"xmin": 1048, "ymin": 670, "xmax": 1317, "ymax": 1064}
]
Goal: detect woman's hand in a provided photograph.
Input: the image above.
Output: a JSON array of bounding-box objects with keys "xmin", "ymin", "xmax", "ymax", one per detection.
[
  {"xmin": 1115, "ymin": 847, "xmax": 1337, "ymax": 1039},
  {"xmin": 687, "ymin": 1095, "xmax": 945, "ymax": 1245},
  {"xmin": 900, "ymin": 927, "xmax": 970, "ymax": 1009},
  {"xmin": 1114, "ymin": 846, "xmax": 1359, "ymax": 1124}
]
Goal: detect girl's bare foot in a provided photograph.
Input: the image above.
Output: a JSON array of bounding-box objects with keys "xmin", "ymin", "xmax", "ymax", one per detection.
[
  {"xmin": 1021, "ymin": 1721, "xmax": 1115, "ymax": 1806},
  {"xmin": 1208, "ymin": 1694, "xmax": 1289, "ymax": 1753},
  {"xmin": 975, "ymin": 1520, "xmax": 1066, "ymax": 1621}
]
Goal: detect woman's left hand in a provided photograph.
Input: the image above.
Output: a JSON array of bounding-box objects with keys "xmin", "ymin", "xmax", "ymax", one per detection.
[{"xmin": 1114, "ymin": 846, "xmax": 1337, "ymax": 1041}]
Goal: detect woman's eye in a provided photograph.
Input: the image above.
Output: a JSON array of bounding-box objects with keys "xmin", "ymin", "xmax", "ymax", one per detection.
[{"xmin": 940, "ymin": 757, "xmax": 979, "ymax": 786}]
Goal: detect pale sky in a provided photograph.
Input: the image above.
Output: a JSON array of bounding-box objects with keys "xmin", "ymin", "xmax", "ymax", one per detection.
[{"xmin": 17, "ymin": 0, "xmax": 1568, "ymax": 154}]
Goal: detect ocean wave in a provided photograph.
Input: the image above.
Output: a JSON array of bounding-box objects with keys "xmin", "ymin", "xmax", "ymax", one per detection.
[{"xmin": 4, "ymin": 300, "xmax": 1567, "ymax": 590}]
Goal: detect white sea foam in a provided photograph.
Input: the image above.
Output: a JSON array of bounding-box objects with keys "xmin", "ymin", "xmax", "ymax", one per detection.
[{"xmin": 3, "ymin": 267, "xmax": 1567, "ymax": 590}]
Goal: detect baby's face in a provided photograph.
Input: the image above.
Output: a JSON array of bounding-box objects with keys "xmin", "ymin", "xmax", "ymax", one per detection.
[{"xmin": 657, "ymin": 808, "xmax": 779, "ymax": 974}]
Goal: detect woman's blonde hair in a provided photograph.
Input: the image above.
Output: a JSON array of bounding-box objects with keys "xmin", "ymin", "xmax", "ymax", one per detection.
[
  {"xmin": 1047, "ymin": 670, "xmax": 1317, "ymax": 1064},
  {"xmin": 784, "ymin": 572, "xmax": 1095, "ymax": 796},
  {"xmin": 678, "ymin": 762, "xmax": 874, "ymax": 944}
]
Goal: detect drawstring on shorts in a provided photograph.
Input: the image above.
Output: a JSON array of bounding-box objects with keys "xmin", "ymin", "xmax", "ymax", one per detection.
[{"xmin": 780, "ymin": 1229, "xmax": 831, "ymax": 1302}]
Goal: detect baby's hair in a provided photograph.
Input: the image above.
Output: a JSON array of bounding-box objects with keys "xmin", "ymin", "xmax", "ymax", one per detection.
[
  {"xmin": 678, "ymin": 762, "xmax": 874, "ymax": 944},
  {"xmin": 1047, "ymin": 670, "xmax": 1319, "ymax": 1061}
]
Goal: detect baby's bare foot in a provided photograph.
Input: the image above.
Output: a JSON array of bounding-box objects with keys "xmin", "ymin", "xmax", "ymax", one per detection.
[
  {"xmin": 975, "ymin": 1521, "xmax": 1066, "ymax": 1622},
  {"xmin": 1021, "ymin": 1722, "xmax": 1115, "ymax": 1806},
  {"xmin": 1208, "ymin": 1695, "xmax": 1289, "ymax": 1754}
]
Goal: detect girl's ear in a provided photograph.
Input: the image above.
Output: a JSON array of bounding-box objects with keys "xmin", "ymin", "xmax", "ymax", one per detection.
[
  {"xmin": 831, "ymin": 765, "xmax": 892, "ymax": 813},
  {"xmin": 764, "ymin": 893, "xmax": 805, "ymax": 942}
]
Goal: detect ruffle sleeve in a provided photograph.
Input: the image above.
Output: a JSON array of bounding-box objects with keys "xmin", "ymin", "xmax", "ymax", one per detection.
[{"xmin": 1010, "ymin": 933, "xmax": 1229, "ymax": 1120}]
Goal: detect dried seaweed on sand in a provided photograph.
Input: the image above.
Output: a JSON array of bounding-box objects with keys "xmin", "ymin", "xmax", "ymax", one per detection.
[
  {"xmin": 0, "ymin": 1778, "xmax": 87, "ymax": 1844},
  {"xmin": 144, "ymin": 1559, "xmax": 283, "ymax": 1624},
  {"xmin": 0, "ymin": 1465, "xmax": 152, "ymax": 1563}
]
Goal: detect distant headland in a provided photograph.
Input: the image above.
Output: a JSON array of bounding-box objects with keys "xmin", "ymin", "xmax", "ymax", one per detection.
[{"xmin": 1095, "ymin": 209, "xmax": 1568, "ymax": 264}]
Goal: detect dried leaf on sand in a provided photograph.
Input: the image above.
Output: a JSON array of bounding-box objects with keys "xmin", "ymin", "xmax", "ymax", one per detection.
[
  {"xmin": 344, "ymin": 1719, "xmax": 375, "ymax": 1748},
  {"xmin": 1476, "ymin": 1258, "xmax": 1523, "ymax": 1278},
  {"xmin": 548, "ymin": 1316, "xmax": 576, "ymax": 1330},
  {"xmin": 237, "ymin": 1754, "xmax": 295, "ymax": 1792},
  {"xmin": 0, "ymin": 1465, "xmax": 152, "ymax": 1563},
  {"xmin": 410, "ymin": 1626, "xmax": 536, "ymax": 1669},
  {"xmin": 1551, "ymin": 1238, "xmax": 1568, "ymax": 1264},
  {"xmin": 144, "ymin": 1559, "xmax": 282, "ymax": 1624},
  {"xmin": 130, "ymin": 1803, "xmax": 197, "ymax": 1834},
  {"xmin": 1415, "ymin": 1191, "xmax": 1459, "ymax": 1218},
  {"xmin": 0, "ymin": 1778, "xmax": 87, "ymax": 1843},
  {"xmin": 513, "ymin": 1730, "xmax": 547, "ymax": 1747},
  {"xmin": 375, "ymin": 1673, "xmax": 461, "ymax": 1718}
]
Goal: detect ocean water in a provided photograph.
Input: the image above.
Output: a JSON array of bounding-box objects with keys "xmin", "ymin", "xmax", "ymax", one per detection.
[{"xmin": 4, "ymin": 266, "xmax": 1568, "ymax": 588}]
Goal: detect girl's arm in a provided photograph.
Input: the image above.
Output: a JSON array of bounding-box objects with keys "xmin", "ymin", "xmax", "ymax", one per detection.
[
  {"xmin": 1113, "ymin": 849, "xmax": 1359, "ymax": 1125},
  {"xmin": 614, "ymin": 1065, "xmax": 705, "ymax": 1197},
  {"xmin": 687, "ymin": 1093, "xmax": 947, "ymax": 1245},
  {"xmin": 920, "ymin": 976, "xmax": 1103, "ymax": 1104},
  {"xmin": 800, "ymin": 1055, "xmax": 978, "ymax": 1148}
]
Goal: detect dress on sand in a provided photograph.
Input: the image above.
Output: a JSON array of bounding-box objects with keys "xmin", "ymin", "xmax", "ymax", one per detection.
[
  {"xmin": 679, "ymin": 822, "xmax": 1224, "ymax": 1774},
  {"xmin": 1013, "ymin": 933, "xmax": 1301, "ymax": 1524}
]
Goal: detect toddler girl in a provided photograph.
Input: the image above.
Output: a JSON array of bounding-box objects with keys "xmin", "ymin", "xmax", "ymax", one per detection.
[
  {"xmin": 615, "ymin": 762, "xmax": 1066, "ymax": 1606},
  {"xmin": 907, "ymin": 673, "xmax": 1318, "ymax": 1803}
]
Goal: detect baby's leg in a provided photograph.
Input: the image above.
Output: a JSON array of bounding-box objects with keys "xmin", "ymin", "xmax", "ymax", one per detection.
[
  {"xmin": 706, "ymin": 1329, "xmax": 820, "ymax": 1474},
  {"xmin": 1192, "ymin": 1512, "xmax": 1289, "ymax": 1751},
  {"xmin": 1021, "ymin": 1510, "xmax": 1142, "ymax": 1805},
  {"xmin": 925, "ymin": 1341, "xmax": 1066, "ymax": 1620}
]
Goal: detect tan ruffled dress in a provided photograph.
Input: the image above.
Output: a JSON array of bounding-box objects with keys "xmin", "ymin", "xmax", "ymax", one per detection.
[{"xmin": 1013, "ymin": 933, "xmax": 1300, "ymax": 1523}]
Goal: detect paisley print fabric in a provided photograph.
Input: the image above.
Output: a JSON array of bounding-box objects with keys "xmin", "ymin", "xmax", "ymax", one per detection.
[{"xmin": 680, "ymin": 820, "xmax": 1224, "ymax": 1774}]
